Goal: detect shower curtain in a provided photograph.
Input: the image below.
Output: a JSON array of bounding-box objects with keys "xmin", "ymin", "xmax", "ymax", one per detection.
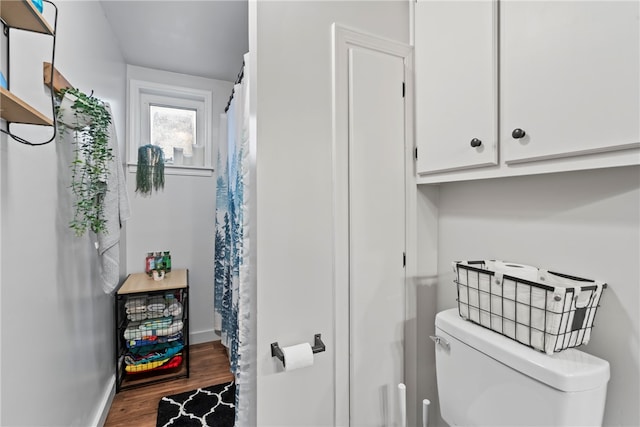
[{"xmin": 214, "ymin": 53, "xmax": 252, "ymax": 426}]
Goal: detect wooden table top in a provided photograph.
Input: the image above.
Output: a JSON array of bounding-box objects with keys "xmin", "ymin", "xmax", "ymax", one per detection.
[{"xmin": 117, "ymin": 269, "xmax": 188, "ymax": 295}]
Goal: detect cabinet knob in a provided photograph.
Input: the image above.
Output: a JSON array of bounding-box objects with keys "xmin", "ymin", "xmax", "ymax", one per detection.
[
  {"xmin": 512, "ymin": 128, "xmax": 526, "ymax": 139},
  {"xmin": 470, "ymin": 138, "xmax": 482, "ymax": 148}
]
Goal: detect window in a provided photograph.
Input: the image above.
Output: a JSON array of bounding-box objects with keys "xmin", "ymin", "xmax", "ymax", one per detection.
[
  {"xmin": 128, "ymin": 79, "xmax": 213, "ymax": 175},
  {"xmin": 150, "ymin": 105, "xmax": 197, "ymax": 163}
]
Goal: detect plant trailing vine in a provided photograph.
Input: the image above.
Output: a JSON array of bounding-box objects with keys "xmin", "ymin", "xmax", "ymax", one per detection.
[
  {"xmin": 56, "ymin": 87, "xmax": 113, "ymax": 237},
  {"xmin": 136, "ymin": 144, "xmax": 165, "ymax": 196}
]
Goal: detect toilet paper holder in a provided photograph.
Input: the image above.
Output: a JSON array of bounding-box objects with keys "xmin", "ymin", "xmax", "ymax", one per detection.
[{"xmin": 271, "ymin": 333, "xmax": 326, "ymax": 366}]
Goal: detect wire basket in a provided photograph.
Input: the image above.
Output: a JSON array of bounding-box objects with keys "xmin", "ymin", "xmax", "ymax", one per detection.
[{"xmin": 453, "ymin": 260, "xmax": 606, "ymax": 355}]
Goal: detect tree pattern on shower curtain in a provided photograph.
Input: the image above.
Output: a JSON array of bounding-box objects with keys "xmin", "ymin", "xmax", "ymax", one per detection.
[
  {"xmin": 214, "ymin": 101, "xmax": 242, "ymax": 374},
  {"xmin": 214, "ymin": 65, "xmax": 251, "ymax": 426}
]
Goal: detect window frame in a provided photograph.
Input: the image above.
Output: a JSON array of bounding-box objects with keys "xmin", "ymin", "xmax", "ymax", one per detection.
[{"xmin": 128, "ymin": 79, "xmax": 214, "ymax": 176}]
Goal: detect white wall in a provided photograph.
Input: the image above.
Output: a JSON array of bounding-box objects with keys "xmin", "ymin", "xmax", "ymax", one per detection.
[
  {"xmin": 124, "ymin": 65, "xmax": 233, "ymax": 344},
  {"xmin": 414, "ymin": 184, "xmax": 440, "ymax": 426},
  {"xmin": 423, "ymin": 165, "xmax": 640, "ymax": 426},
  {"xmin": 253, "ymin": 2, "xmax": 409, "ymax": 425},
  {"xmin": 0, "ymin": 2, "xmax": 126, "ymax": 425}
]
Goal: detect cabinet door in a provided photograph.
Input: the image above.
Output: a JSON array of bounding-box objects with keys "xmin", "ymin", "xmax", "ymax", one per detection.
[
  {"xmin": 415, "ymin": 0, "xmax": 498, "ymax": 174},
  {"xmin": 502, "ymin": 1, "xmax": 640, "ymax": 164}
]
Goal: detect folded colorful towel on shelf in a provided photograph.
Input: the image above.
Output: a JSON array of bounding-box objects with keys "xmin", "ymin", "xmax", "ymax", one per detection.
[
  {"xmin": 126, "ymin": 332, "xmax": 183, "ymax": 349},
  {"xmin": 139, "ymin": 317, "xmax": 173, "ymax": 330},
  {"xmin": 124, "ymin": 320, "xmax": 184, "ymax": 340},
  {"xmin": 125, "ymin": 354, "xmax": 183, "ymax": 373},
  {"xmin": 127, "ymin": 336, "xmax": 157, "ymax": 348},
  {"xmin": 125, "ymin": 356, "xmax": 170, "ymax": 372},
  {"xmin": 125, "ymin": 342, "xmax": 184, "ymax": 365},
  {"xmin": 128, "ymin": 340, "xmax": 183, "ymax": 356}
]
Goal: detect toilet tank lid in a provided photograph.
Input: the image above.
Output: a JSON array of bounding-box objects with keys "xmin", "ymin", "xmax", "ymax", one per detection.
[{"xmin": 435, "ymin": 309, "xmax": 610, "ymax": 392}]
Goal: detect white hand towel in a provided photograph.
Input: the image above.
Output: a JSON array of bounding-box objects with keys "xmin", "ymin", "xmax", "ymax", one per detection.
[
  {"xmin": 97, "ymin": 104, "xmax": 131, "ymax": 294},
  {"xmin": 127, "ymin": 312, "xmax": 148, "ymax": 321}
]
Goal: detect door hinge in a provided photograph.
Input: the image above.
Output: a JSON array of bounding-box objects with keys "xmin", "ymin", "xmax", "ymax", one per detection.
[
  {"xmin": 402, "ymin": 82, "xmax": 405, "ymax": 98},
  {"xmin": 403, "ymin": 252, "xmax": 406, "ymax": 267},
  {"xmin": 414, "ymin": 147, "xmax": 418, "ymax": 160}
]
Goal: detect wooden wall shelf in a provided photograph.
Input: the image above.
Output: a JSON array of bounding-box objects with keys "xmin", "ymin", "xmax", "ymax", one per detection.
[
  {"xmin": 43, "ymin": 62, "xmax": 73, "ymax": 94},
  {"xmin": 0, "ymin": 0, "xmax": 54, "ymax": 35},
  {"xmin": 0, "ymin": 87, "xmax": 53, "ymax": 126},
  {"xmin": 1, "ymin": 0, "xmax": 56, "ymax": 127}
]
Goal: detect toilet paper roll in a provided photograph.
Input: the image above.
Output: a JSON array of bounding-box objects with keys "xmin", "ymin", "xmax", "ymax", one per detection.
[
  {"xmin": 282, "ymin": 343, "xmax": 314, "ymax": 372},
  {"xmin": 183, "ymin": 154, "xmax": 193, "ymax": 166},
  {"xmin": 192, "ymin": 144, "xmax": 204, "ymax": 167},
  {"xmin": 173, "ymin": 147, "xmax": 184, "ymax": 165}
]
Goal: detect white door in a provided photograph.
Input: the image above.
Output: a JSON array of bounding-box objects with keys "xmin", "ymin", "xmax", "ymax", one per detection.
[
  {"xmin": 415, "ymin": 0, "xmax": 498, "ymax": 174},
  {"xmin": 334, "ymin": 26, "xmax": 409, "ymax": 427},
  {"xmin": 501, "ymin": 0, "xmax": 640, "ymax": 163}
]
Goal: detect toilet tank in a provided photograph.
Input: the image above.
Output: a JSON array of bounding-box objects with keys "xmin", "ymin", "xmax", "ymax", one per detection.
[{"xmin": 434, "ymin": 308, "xmax": 610, "ymax": 427}]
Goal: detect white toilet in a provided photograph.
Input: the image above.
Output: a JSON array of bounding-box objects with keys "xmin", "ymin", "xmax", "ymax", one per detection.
[{"xmin": 433, "ymin": 308, "xmax": 610, "ymax": 426}]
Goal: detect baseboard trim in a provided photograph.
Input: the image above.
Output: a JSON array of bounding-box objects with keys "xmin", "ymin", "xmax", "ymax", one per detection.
[
  {"xmin": 91, "ymin": 374, "xmax": 116, "ymax": 427},
  {"xmin": 190, "ymin": 328, "xmax": 221, "ymax": 345}
]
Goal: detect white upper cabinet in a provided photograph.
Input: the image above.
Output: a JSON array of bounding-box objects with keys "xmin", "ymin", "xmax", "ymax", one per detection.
[
  {"xmin": 501, "ymin": 1, "xmax": 640, "ymax": 164},
  {"xmin": 414, "ymin": 0, "xmax": 640, "ymax": 184},
  {"xmin": 415, "ymin": 0, "xmax": 498, "ymax": 174}
]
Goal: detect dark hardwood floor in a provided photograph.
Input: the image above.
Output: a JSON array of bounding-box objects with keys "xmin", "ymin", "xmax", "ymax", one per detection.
[{"xmin": 105, "ymin": 341, "xmax": 235, "ymax": 427}]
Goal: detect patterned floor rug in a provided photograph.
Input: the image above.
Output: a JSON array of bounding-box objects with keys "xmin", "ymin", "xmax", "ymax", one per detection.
[{"xmin": 156, "ymin": 381, "xmax": 235, "ymax": 427}]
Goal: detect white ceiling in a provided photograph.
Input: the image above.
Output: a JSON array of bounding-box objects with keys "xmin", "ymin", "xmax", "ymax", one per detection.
[{"xmin": 99, "ymin": 0, "xmax": 248, "ymax": 82}]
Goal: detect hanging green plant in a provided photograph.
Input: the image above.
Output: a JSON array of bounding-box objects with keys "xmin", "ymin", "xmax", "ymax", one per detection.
[
  {"xmin": 136, "ymin": 144, "xmax": 165, "ymax": 196},
  {"xmin": 56, "ymin": 87, "xmax": 113, "ymax": 237}
]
